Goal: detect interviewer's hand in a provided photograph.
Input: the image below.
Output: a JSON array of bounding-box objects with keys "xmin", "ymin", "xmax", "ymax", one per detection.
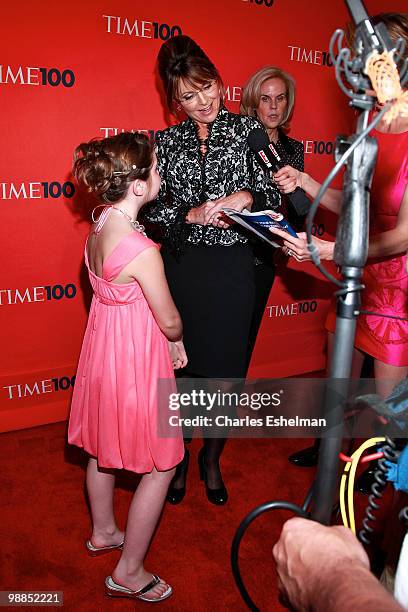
[
  {"xmin": 168, "ymin": 340, "xmax": 188, "ymax": 369},
  {"xmin": 269, "ymin": 227, "xmax": 334, "ymax": 261},
  {"xmin": 274, "ymin": 165, "xmax": 305, "ymax": 194},
  {"xmin": 273, "ymin": 518, "xmax": 370, "ymax": 611}
]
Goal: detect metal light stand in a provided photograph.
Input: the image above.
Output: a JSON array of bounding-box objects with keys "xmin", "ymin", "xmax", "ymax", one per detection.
[
  {"xmin": 311, "ymin": 110, "xmax": 377, "ymax": 523},
  {"xmin": 310, "ymin": 0, "xmax": 400, "ymax": 522}
]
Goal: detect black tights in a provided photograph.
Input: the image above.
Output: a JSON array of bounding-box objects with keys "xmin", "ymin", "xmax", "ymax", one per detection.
[
  {"xmin": 172, "ymin": 436, "xmax": 227, "ymax": 490},
  {"xmin": 171, "ymin": 373, "xmax": 230, "ymax": 490},
  {"xmin": 202, "ymin": 436, "xmax": 226, "ymax": 462}
]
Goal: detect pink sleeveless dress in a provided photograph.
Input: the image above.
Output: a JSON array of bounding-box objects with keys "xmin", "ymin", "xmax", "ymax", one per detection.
[
  {"xmin": 326, "ymin": 129, "xmax": 408, "ymax": 366},
  {"xmin": 68, "ymin": 207, "xmax": 184, "ymax": 473}
]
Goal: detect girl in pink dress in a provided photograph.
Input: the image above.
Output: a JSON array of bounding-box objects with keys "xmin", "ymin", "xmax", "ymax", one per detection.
[{"xmin": 68, "ymin": 132, "xmax": 186, "ymax": 602}]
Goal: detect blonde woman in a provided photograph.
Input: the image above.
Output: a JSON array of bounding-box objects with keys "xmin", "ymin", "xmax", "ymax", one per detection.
[{"xmin": 240, "ymin": 66, "xmax": 305, "ymax": 363}]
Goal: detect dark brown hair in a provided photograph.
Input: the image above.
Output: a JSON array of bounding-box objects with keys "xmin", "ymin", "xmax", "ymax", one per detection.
[
  {"xmin": 347, "ymin": 13, "xmax": 408, "ymax": 62},
  {"xmin": 73, "ymin": 132, "xmax": 153, "ymax": 204},
  {"xmin": 157, "ymin": 35, "xmax": 223, "ymax": 110},
  {"xmin": 373, "ymin": 13, "xmax": 408, "ymax": 62}
]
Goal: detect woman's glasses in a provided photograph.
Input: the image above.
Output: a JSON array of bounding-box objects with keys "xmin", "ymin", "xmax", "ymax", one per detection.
[{"xmin": 178, "ymin": 81, "xmax": 218, "ymax": 106}]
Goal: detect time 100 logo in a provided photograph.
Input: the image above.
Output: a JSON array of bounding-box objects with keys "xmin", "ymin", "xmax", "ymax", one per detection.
[{"xmin": 242, "ymin": 0, "xmax": 274, "ymax": 6}]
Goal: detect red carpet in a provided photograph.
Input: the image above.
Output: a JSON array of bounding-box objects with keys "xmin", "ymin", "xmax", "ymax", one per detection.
[
  {"xmin": 0, "ymin": 423, "xmax": 317, "ymax": 611},
  {"xmin": 0, "ymin": 422, "xmax": 392, "ymax": 611}
]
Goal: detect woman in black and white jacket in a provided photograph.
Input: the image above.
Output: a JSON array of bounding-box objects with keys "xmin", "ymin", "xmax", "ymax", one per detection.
[{"xmin": 145, "ymin": 35, "xmax": 280, "ymax": 506}]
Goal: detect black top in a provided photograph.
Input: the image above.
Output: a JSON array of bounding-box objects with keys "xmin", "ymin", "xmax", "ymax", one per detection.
[
  {"xmin": 273, "ymin": 129, "xmax": 305, "ymax": 230},
  {"xmin": 144, "ymin": 107, "xmax": 281, "ymax": 253},
  {"xmin": 274, "ymin": 129, "xmax": 304, "ymax": 172}
]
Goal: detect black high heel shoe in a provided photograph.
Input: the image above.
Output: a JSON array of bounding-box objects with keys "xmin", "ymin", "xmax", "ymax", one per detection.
[
  {"xmin": 288, "ymin": 440, "xmax": 320, "ymax": 467},
  {"xmin": 198, "ymin": 447, "xmax": 228, "ymax": 506},
  {"xmin": 166, "ymin": 449, "xmax": 189, "ymax": 505}
]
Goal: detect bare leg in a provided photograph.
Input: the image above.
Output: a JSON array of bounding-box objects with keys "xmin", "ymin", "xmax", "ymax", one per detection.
[
  {"xmin": 112, "ymin": 467, "xmax": 175, "ymax": 600},
  {"xmin": 374, "ymin": 359, "xmax": 408, "ymax": 399},
  {"xmin": 86, "ymin": 457, "xmax": 124, "ymax": 548}
]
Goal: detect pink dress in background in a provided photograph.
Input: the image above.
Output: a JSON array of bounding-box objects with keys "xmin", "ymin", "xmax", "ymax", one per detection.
[
  {"xmin": 68, "ymin": 207, "xmax": 184, "ymax": 473},
  {"xmin": 326, "ymin": 129, "xmax": 408, "ymax": 366}
]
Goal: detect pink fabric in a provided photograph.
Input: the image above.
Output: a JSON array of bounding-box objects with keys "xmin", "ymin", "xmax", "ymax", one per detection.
[
  {"xmin": 68, "ymin": 208, "xmax": 184, "ymax": 473},
  {"xmin": 327, "ymin": 129, "xmax": 408, "ymax": 366}
]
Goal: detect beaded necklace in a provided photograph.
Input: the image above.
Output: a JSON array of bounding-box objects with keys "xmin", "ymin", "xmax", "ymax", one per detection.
[{"xmin": 111, "ymin": 206, "xmax": 146, "ymax": 235}]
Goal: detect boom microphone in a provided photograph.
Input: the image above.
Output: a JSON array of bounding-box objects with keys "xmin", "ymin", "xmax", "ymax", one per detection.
[
  {"xmin": 337, "ymin": 0, "xmax": 408, "ymax": 123},
  {"xmin": 248, "ymin": 127, "xmax": 311, "ymax": 216},
  {"xmin": 346, "ymin": 0, "xmax": 395, "ymax": 61}
]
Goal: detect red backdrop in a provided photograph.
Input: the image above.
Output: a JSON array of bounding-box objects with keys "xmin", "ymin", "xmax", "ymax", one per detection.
[{"xmin": 1, "ymin": 0, "xmax": 404, "ymax": 432}]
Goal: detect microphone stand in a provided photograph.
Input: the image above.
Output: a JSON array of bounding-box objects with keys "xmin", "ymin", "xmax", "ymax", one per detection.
[
  {"xmin": 311, "ymin": 109, "xmax": 378, "ymax": 523},
  {"xmin": 310, "ymin": 0, "xmax": 398, "ymax": 522}
]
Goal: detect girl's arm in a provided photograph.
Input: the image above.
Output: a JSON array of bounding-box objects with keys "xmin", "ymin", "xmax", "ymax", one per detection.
[
  {"xmin": 274, "ymin": 165, "xmax": 343, "ymax": 215},
  {"xmin": 128, "ymin": 247, "xmax": 183, "ymax": 341},
  {"xmin": 169, "ymin": 340, "xmax": 188, "ymax": 369}
]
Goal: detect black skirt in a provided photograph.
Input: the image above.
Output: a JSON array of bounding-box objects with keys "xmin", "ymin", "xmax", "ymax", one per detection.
[{"xmin": 162, "ymin": 242, "xmax": 255, "ymax": 378}]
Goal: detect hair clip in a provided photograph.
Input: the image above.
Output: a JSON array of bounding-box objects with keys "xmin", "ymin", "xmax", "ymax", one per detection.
[
  {"xmin": 94, "ymin": 151, "xmax": 99, "ymax": 157},
  {"xmin": 112, "ymin": 165, "xmax": 137, "ymax": 180}
]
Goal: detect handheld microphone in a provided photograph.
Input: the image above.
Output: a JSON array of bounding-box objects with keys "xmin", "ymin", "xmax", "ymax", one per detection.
[{"xmin": 248, "ymin": 128, "xmax": 311, "ymax": 216}]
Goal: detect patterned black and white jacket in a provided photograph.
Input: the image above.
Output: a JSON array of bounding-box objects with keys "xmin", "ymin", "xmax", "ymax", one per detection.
[{"xmin": 144, "ymin": 106, "xmax": 281, "ymax": 253}]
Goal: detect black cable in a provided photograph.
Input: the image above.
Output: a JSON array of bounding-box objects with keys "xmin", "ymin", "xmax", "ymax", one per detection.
[
  {"xmin": 231, "ymin": 501, "xmax": 307, "ymax": 611},
  {"xmin": 358, "ymin": 310, "xmax": 408, "ymax": 322},
  {"xmin": 399, "ymin": 505, "xmax": 408, "ymax": 529},
  {"xmin": 359, "ymin": 438, "xmax": 400, "ymax": 545},
  {"xmin": 302, "ymin": 481, "xmax": 315, "ymax": 514}
]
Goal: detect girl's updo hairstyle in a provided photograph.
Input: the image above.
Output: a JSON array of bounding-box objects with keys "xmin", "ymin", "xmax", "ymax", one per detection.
[
  {"xmin": 73, "ymin": 132, "xmax": 153, "ymax": 204},
  {"xmin": 157, "ymin": 34, "xmax": 224, "ymax": 110}
]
